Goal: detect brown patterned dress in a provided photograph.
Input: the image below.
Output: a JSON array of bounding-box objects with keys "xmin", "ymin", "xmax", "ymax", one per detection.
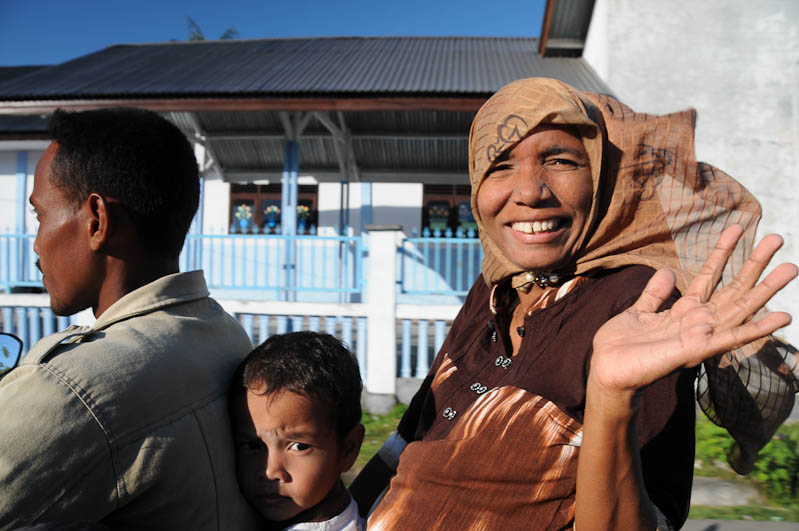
[{"xmin": 368, "ymin": 266, "xmax": 695, "ymax": 530}]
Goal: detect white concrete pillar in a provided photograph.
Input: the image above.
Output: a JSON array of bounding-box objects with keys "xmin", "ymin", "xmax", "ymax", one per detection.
[{"xmin": 364, "ymin": 224, "xmax": 401, "ymax": 413}]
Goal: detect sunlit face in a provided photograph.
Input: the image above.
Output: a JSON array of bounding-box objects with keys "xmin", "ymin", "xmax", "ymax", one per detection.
[
  {"xmin": 233, "ymin": 387, "xmax": 357, "ymax": 524},
  {"xmin": 476, "ymin": 125, "xmax": 593, "ymax": 273},
  {"xmin": 30, "ymin": 142, "xmax": 97, "ymax": 315}
]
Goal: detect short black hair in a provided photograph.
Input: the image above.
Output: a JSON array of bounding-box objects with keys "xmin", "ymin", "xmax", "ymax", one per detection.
[
  {"xmin": 48, "ymin": 107, "xmax": 199, "ymax": 258},
  {"xmin": 232, "ymin": 332, "xmax": 363, "ymax": 440}
]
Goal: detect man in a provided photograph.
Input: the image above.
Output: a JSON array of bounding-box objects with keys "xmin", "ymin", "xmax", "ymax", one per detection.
[{"xmin": 0, "ymin": 108, "xmax": 260, "ymax": 530}]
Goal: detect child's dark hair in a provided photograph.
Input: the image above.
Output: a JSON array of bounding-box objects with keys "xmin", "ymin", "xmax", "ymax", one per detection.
[{"xmin": 232, "ymin": 331, "xmax": 363, "ymax": 440}]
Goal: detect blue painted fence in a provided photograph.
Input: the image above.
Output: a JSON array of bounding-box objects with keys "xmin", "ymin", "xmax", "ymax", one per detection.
[
  {"xmin": 180, "ymin": 232, "xmax": 365, "ymax": 300},
  {"xmin": 400, "ymin": 228, "xmax": 482, "ymax": 296},
  {"xmin": 0, "ymin": 305, "xmax": 76, "ymax": 359},
  {"xmin": 3, "ymin": 230, "xmax": 482, "ymax": 300},
  {"xmin": 0, "ymin": 302, "xmax": 447, "ymax": 379},
  {"xmin": 0, "ymin": 234, "xmax": 40, "ymax": 291}
]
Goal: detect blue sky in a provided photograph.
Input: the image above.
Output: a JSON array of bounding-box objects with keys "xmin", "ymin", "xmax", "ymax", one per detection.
[{"xmin": 0, "ymin": 0, "xmax": 546, "ymax": 66}]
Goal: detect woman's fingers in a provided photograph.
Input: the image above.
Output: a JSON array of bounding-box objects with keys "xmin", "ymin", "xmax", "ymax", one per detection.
[
  {"xmin": 711, "ymin": 234, "xmax": 785, "ymax": 306},
  {"xmin": 704, "ymin": 311, "xmax": 793, "ymax": 358},
  {"xmin": 684, "ymin": 225, "xmax": 743, "ymax": 302},
  {"xmin": 714, "ymin": 262, "xmax": 798, "ymax": 330},
  {"xmin": 632, "ymin": 268, "xmax": 677, "ymax": 313}
]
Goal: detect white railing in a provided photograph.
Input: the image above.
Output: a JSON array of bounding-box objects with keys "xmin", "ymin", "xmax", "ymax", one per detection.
[{"xmin": 0, "ymin": 228, "xmax": 462, "ymax": 411}]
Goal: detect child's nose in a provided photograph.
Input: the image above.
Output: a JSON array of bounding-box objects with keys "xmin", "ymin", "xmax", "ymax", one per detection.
[{"xmin": 265, "ymin": 454, "xmax": 289, "ymax": 483}]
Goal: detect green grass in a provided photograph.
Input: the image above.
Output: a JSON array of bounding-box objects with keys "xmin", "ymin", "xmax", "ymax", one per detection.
[
  {"xmin": 343, "ymin": 404, "xmax": 407, "ymax": 485},
  {"xmin": 688, "ymin": 505, "xmax": 799, "ymax": 522}
]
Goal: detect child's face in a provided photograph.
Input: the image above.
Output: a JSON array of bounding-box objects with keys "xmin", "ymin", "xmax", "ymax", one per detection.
[{"xmin": 233, "ymin": 385, "xmax": 360, "ymax": 523}]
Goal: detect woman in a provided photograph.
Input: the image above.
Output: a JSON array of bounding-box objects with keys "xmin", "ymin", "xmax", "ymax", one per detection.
[{"xmin": 350, "ymin": 77, "xmax": 798, "ymax": 530}]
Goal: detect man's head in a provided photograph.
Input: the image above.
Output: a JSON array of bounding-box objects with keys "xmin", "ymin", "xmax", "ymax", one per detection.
[
  {"xmin": 30, "ymin": 107, "xmax": 199, "ymax": 315},
  {"xmin": 231, "ymin": 332, "xmax": 364, "ymax": 523}
]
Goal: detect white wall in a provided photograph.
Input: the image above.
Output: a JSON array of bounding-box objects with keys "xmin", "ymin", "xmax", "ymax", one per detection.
[
  {"xmin": 371, "ymin": 183, "xmax": 423, "ymax": 238},
  {"xmin": 0, "ymin": 146, "xmax": 46, "ymax": 234},
  {"xmin": 584, "ymin": 0, "xmax": 799, "ymax": 345},
  {"xmin": 201, "ymin": 178, "xmax": 232, "ymax": 233},
  {"xmin": 0, "ymin": 152, "xmax": 18, "ymax": 232},
  {"xmin": 317, "ymin": 181, "xmax": 423, "ymax": 237}
]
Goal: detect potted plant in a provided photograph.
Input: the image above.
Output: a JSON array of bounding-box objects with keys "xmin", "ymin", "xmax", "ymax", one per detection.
[
  {"xmin": 234, "ymin": 203, "xmax": 253, "ymax": 232},
  {"xmin": 297, "ymin": 204, "xmax": 310, "ymax": 233}
]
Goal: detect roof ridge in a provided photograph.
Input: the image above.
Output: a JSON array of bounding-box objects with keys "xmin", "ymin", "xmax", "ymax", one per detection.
[{"xmin": 106, "ymin": 35, "xmax": 540, "ymax": 48}]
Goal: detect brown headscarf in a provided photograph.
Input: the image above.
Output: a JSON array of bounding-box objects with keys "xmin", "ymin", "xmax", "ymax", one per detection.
[{"xmin": 468, "ymin": 77, "xmax": 798, "ymax": 473}]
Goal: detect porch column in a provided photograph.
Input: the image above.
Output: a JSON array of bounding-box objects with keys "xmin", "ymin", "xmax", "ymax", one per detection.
[
  {"xmin": 15, "ymin": 152, "xmax": 28, "ymax": 286},
  {"xmin": 363, "ymin": 224, "xmax": 401, "ymax": 414},
  {"xmin": 360, "ymin": 182, "xmax": 372, "ymax": 232},
  {"xmin": 281, "ymin": 140, "xmax": 299, "ymax": 301}
]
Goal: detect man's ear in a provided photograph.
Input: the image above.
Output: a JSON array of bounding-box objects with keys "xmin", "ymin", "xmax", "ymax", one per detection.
[
  {"xmin": 339, "ymin": 423, "xmax": 366, "ymax": 473},
  {"xmin": 85, "ymin": 193, "xmax": 111, "ymax": 252}
]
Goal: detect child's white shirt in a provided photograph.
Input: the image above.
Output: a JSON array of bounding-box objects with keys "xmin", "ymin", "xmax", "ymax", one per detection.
[{"xmin": 283, "ymin": 496, "xmax": 363, "ymax": 531}]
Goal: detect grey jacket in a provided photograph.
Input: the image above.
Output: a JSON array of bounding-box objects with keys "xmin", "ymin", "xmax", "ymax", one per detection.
[{"xmin": 0, "ymin": 271, "xmax": 261, "ymax": 530}]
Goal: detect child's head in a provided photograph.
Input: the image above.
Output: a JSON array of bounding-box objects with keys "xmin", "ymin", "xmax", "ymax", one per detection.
[{"xmin": 230, "ymin": 331, "xmax": 364, "ymax": 524}]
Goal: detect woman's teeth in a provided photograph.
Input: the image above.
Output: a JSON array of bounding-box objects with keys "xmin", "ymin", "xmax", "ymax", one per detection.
[{"xmin": 511, "ymin": 220, "xmax": 559, "ymax": 234}]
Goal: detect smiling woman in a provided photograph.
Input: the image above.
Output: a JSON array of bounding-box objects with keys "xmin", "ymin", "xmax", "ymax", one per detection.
[
  {"xmin": 476, "ymin": 125, "xmax": 593, "ymax": 274},
  {"xmin": 350, "ymin": 77, "xmax": 798, "ymax": 531}
]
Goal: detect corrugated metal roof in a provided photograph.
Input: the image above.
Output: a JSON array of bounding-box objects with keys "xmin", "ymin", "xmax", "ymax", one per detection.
[
  {"xmin": 543, "ymin": 0, "xmax": 595, "ymax": 57},
  {"xmin": 0, "ymin": 66, "xmax": 47, "ymax": 85},
  {"xmin": 0, "ymin": 36, "xmax": 609, "ymax": 100}
]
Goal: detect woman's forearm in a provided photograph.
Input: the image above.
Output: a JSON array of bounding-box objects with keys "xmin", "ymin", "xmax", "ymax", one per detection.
[{"xmin": 574, "ymin": 379, "xmax": 657, "ymax": 531}]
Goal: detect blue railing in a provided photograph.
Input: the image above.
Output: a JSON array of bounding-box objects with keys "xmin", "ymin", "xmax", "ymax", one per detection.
[
  {"xmin": 0, "ymin": 301, "xmax": 449, "ymax": 380},
  {"xmin": 2, "ymin": 230, "xmax": 482, "ymax": 302},
  {"xmin": 400, "ymin": 228, "xmax": 482, "ymax": 296},
  {"xmin": 235, "ymin": 313, "xmax": 369, "ymax": 381},
  {"xmin": 180, "ymin": 232, "xmax": 365, "ymax": 299},
  {"xmin": 399, "ymin": 317, "xmax": 448, "ymax": 378},
  {"xmin": 0, "ymin": 305, "xmax": 76, "ymax": 359},
  {"xmin": 0, "ymin": 234, "xmax": 41, "ymax": 291}
]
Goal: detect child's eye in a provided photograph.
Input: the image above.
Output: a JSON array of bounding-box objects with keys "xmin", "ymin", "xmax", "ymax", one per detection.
[
  {"xmin": 240, "ymin": 440, "xmax": 264, "ymax": 452},
  {"xmin": 289, "ymin": 442, "xmax": 312, "ymax": 452}
]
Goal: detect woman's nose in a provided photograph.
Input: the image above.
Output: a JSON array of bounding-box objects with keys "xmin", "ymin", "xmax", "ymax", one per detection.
[{"xmin": 512, "ymin": 165, "xmax": 551, "ymax": 205}]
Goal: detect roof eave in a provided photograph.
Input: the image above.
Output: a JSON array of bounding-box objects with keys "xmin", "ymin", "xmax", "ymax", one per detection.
[{"xmin": 0, "ymin": 95, "xmax": 491, "ymax": 115}]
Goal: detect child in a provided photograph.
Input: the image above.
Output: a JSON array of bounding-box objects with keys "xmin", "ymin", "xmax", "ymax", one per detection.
[{"xmin": 230, "ymin": 331, "xmax": 365, "ymax": 530}]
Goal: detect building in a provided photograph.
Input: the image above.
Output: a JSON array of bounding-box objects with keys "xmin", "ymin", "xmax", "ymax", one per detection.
[{"xmin": 1, "ymin": 0, "xmax": 796, "ymax": 408}]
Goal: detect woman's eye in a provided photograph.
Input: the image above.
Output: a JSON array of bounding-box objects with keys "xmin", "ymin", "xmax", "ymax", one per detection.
[
  {"xmin": 486, "ymin": 163, "xmax": 513, "ymax": 177},
  {"xmin": 289, "ymin": 442, "xmax": 312, "ymax": 452},
  {"xmin": 545, "ymin": 158, "xmax": 580, "ymax": 170}
]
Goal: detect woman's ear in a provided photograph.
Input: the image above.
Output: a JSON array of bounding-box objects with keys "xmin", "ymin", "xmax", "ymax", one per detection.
[
  {"xmin": 339, "ymin": 423, "xmax": 366, "ymax": 473},
  {"xmin": 85, "ymin": 193, "xmax": 110, "ymax": 252}
]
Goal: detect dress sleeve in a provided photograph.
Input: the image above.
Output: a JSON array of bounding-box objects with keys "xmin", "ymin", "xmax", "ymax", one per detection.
[{"xmin": 0, "ymin": 364, "xmax": 117, "ymax": 528}]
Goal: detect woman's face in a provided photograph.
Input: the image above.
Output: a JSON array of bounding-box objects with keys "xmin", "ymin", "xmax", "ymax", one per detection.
[{"xmin": 476, "ymin": 125, "xmax": 593, "ymax": 273}]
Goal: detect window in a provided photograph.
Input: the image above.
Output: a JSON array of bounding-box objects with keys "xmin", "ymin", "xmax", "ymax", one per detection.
[
  {"xmin": 422, "ymin": 184, "xmax": 476, "ymax": 235},
  {"xmin": 229, "ymin": 184, "xmax": 318, "ymax": 234}
]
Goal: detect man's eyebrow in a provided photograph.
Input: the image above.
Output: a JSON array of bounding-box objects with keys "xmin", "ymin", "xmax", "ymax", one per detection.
[{"xmin": 540, "ymin": 146, "xmax": 587, "ymax": 160}]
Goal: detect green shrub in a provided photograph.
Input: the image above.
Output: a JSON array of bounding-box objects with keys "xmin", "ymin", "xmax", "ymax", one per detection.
[
  {"xmin": 694, "ymin": 417, "xmax": 734, "ymax": 473},
  {"xmin": 695, "ymin": 417, "xmax": 799, "ymax": 505},
  {"xmin": 751, "ymin": 423, "xmax": 799, "ymax": 504}
]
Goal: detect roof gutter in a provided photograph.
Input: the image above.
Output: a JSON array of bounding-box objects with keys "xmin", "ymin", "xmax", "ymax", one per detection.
[
  {"xmin": 0, "ymin": 96, "xmax": 489, "ymax": 115},
  {"xmin": 538, "ymin": 0, "xmax": 556, "ymax": 56}
]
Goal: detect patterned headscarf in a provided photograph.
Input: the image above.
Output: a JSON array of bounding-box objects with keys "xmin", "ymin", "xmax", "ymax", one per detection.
[{"xmin": 468, "ymin": 77, "xmax": 798, "ymax": 473}]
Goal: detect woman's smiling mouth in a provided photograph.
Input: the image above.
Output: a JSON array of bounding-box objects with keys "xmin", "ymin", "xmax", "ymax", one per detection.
[{"xmin": 510, "ymin": 219, "xmax": 565, "ymax": 235}]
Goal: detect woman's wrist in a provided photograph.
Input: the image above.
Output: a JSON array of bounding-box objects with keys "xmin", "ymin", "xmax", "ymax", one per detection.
[{"xmin": 585, "ymin": 373, "xmax": 640, "ymax": 421}]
